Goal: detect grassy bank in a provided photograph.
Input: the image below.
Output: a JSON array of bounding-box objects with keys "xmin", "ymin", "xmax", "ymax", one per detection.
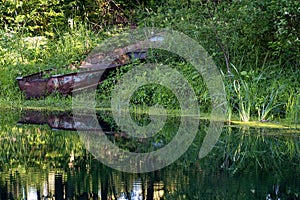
[{"xmin": 0, "ymin": 1, "xmax": 299, "ymax": 126}]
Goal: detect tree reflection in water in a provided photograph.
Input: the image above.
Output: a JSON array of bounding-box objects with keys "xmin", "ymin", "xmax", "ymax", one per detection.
[{"xmin": 0, "ymin": 109, "xmax": 299, "ymax": 199}]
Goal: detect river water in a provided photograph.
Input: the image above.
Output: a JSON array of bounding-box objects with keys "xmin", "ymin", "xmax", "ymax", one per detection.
[{"xmin": 0, "ymin": 109, "xmax": 299, "ymax": 199}]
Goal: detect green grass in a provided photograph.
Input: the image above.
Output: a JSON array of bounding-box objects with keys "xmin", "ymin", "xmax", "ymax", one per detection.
[
  {"xmin": 0, "ymin": 24, "xmax": 108, "ymax": 109},
  {"xmin": 0, "ymin": 25, "xmax": 299, "ymax": 126}
]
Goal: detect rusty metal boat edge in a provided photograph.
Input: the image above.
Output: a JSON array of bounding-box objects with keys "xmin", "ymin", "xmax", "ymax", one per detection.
[
  {"xmin": 16, "ymin": 32, "xmax": 166, "ymax": 99},
  {"xmin": 16, "ymin": 51, "xmax": 147, "ymax": 99}
]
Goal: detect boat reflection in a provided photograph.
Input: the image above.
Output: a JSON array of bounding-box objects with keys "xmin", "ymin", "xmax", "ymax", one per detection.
[{"xmin": 18, "ymin": 110, "xmax": 114, "ymax": 132}]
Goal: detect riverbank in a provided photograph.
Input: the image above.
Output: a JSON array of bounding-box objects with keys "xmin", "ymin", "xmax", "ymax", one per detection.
[{"xmin": 1, "ymin": 1, "xmax": 299, "ymax": 125}]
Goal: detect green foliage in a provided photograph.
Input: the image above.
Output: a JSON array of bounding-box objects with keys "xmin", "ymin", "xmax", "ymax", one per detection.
[
  {"xmin": 0, "ymin": 0, "xmax": 299, "ymax": 124},
  {"xmin": 0, "ymin": 0, "xmax": 65, "ymax": 36},
  {"xmin": 140, "ymin": 0, "xmax": 299, "ymax": 122},
  {"xmin": 284, "ymin": 92, "xmax": 300, "ymax": 127},
  {"xmin": 0, "ymin": 0, "xmax": 153, "ymax": 35},
  {"xmin": 0, "ymin": 25, "xmax": 103, "ymax": 108},
  {"xmin": 141, "ymin": 0, "xmax": 299, "ymax": 70},
  {"xmin": 223, "ymin": 62, "xmax": 295, "ymax": 122},
  {"xmin": 95, "ymin": 50, "xmax": 210, "ymax": 113}
]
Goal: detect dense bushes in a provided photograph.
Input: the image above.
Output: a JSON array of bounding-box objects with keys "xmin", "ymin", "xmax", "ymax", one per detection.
[
  {"xmin": 0, "ymin": 0, "xmax": 154, "ymax": 35},
  {"xmin": 140, "ymin": 0, "xmax": 299, "ymax": 122},
  {"xmin": 2, "ymin": 0, "xmax": 298, "ymax": 68}
]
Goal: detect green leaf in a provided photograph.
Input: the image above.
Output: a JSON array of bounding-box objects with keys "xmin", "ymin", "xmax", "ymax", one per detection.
[
  {"xmin": 240, "ymin": 71, "xmax": 247, "ymax": 76},
  {"xmin": 15, "ymin": 15, "xmax": 25, "ymax": 23}
]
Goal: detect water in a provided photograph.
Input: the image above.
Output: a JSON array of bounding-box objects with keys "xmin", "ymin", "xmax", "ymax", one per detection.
[{"xmin": 0, "ymin": 109, "xmax": 299, "ymax": 199}]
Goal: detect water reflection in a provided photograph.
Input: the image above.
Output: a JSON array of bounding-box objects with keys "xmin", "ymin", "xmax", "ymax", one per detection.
[
  {"xmin": 18, "ymin": 110, "xmax": 113, "ymax": 131},
  {"xmin": 2, "ymin": 165, "xmax": 299, "ymax": 199},
  {"xmin": 0, "ymin": 109, "xmax": 299, "ymax": 199}
]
